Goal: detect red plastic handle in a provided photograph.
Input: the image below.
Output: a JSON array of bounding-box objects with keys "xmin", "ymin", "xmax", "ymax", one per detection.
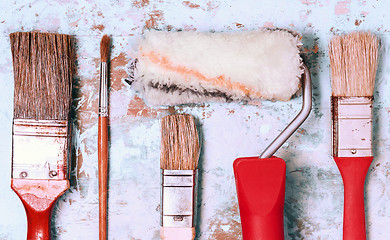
[
  {"xmin": 11, "ymin": 179, "xmax": 69, "ymax": 240},
  {"xmin": 333, "ymin": 157, "xmax": 373, "ymax": 240},
  {"xmin": 233, "ymin": 157, "xmax": 286, "ymax": 240}
]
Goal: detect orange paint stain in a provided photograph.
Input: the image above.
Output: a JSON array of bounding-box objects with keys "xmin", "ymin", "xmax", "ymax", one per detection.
[
  {"xmin": 297, "ymin": 128, "xmax": 307, "ymax": 135},
  {"xmin": 142, "ymin": 51, "xmax": 261, "ymax": 98},
  {"xmin": 110, "ymin": 52, "xmax": 131, "ymax": 91},
  {"xmin": 355, "ymin": 19, "xmax": 362, "ymax": 26},
  {"xmin": 235, "ymin": 22, "xmax": 244, "ymax": 28},
  {"xmin": 56, "ymin": 226, "xmax": 67, "ymax": 234},
  {"xmin": 91, "ymin": 24, "xmax": 105, "ymax": 31},
  {"xmin": 183, "ymin": 24, "xmax": 197, "ymax": 31},
  {"xmin": 132, "ymin": 0, "xmax": 150, "ymax": 8},
  {"xmin": 208, "ymin": 202, "xmax": 242, "ymax": 239},
  {"xmin": 206, "ymin": 1, "xmax": 220, "ymax": 11},
  {"xmin": 300, "ymin": 10, "xmax": 312, "ymax": 22},
  {"xmin": 145, "ymin": 10, "xmax": 164, "ymax": 28},
  {"xmin": 303, "ymin": 44, "xmax": 319, "ymax": 54},
  {"xmin": 201, "ymin": 110, "xmax": 212, "ymax": 120},
  {"xmin": 330, "ymin": 27, "xmax": 341, "ymax": 34},
  {"xmin": 127, "ymin": 96, "xmax": 160, "ymax": 118},
  {"xmin": 182, "ymin": 1, "xmax": 200, "ymax": 8}
]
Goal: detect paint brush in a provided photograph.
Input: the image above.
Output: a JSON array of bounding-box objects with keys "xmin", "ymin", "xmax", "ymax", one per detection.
[
  {"xmin": 329, "ymin": 32, "xmax": 379, "ymax": 240},
  {"xmin": 160, "ymin": 114, "xmax": 200, "ymax": 240},
  {"xmin": 99, "ymin": 34, "xmax": 110, "ymax": 240},
  {"xmin": 10, "ymin": 32, "xmax": 74, "ymax": 239}
]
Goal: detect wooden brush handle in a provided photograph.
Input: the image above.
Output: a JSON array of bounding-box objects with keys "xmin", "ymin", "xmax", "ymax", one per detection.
[
  {"xmin": 334, "ymin": 157, "xmax": 373, "ymax": 240},
  {"xmin": 11, "ymin": 179, "xmax": 69, "ymax": 240},
  {"xmin": 160, "ymin": 227, "xmax": 195, "ymax": 240},
  {"xmin": 98, "ymin": 116, "xmax": 109, "ymax": 240}
]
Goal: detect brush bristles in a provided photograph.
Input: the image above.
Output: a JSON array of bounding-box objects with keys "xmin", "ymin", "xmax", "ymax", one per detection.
[
  {"xmin": 10, "ymin": 32, "xmax": 74, "ymax": 120},
  {"xmin": 100, "ymin": 35, "xmax": 110, "ymax": 62},
  {"xmin": 329, "ymin": 32, "xmax": 379, "ymax": 97},
  {"xmin": 160, "ymin": 114, "xmax": 200, "ymax": 170}
]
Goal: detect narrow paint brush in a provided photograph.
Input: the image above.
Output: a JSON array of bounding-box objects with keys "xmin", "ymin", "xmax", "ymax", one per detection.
[
  {"xmin": 99, "ymin": 35, "xmax": 110, "ymax": 240},
  {"xmin": 329, "ymin": 32, "xmax": 379, "ymax": 240},
  {"xmin": 10, "ymin": 32, "xmax": 74, "ymax": 239},
  {"xmin": 160, "ymin": 114, "xmax": 200, "ymax": 240}
]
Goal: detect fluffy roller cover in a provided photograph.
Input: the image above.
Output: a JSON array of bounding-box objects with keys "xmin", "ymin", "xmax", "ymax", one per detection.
[{"xmin": 130, "ymin": 30, "xmax": 303, "ymax": 106}]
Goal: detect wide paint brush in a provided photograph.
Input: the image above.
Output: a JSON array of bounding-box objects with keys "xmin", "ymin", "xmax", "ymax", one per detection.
[
  {"xmin": 10, "ymin": 32, "xmax": 74, "ymax": 240},
  {"xmin": 160, "ymin": 114, "xmax": 200, "ymax": 240},
  {"xmin": 329, "ymin": 32, "xmax": 379, "ymax": 240},
  {"xmin": 99, "ymin": 34, "xmax": 110, "ymax": 240}
]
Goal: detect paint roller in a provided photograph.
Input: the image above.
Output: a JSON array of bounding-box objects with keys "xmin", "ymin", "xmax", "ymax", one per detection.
[{"xmin": 127, "ymin": 29, "xmax": 312, "ymax": 240}]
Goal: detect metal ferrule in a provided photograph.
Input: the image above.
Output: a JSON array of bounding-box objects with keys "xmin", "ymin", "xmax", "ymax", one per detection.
[
  {"xmin": 161, "ymin": 169, "xmax": 197, "ymax": 228},
  {"xmin": 332, "ymin": 96, "xmax": 373, "ymax": 157},
  {"xmin": 12, "ymin": 119, "xmax": 69, "ymax": 180},
  {"xmin": 99, "ymin": 62, "xmax": 108, "ymax": 117}
]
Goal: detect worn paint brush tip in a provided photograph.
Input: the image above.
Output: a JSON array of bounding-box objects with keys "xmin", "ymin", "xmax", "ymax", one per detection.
[
  {"xmin": 10, "ymin": 32, "xmax": 74, "ymax": 120},
  {"xmin": 160, "ymin": 114, "xmax": 200, "ymax": 170},
  {"xmin": 100, "ymin": 35, "xmax": 111, "ymax": 62},
  {"xmin": 329, "ymin": 31, "xmax": 379, "ymax": 97}
]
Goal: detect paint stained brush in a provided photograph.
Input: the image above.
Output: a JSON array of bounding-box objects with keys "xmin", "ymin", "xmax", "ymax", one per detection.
[
  {"xmin": 160, "ymin": 114, "xmax": 200, "ymax": 240},
  {"xmin": 99, "ymin": 34, "xmax": 110, "ymax": 240},
  {"xmin": 329, "ymin": 32, "xmax": 379, "ymax": 240},
  {"xmin": 10, "ymin": 32, "xmax": 74, "ymax": 240}
]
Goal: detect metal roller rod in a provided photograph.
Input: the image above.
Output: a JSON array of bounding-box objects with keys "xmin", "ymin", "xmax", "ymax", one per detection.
[{"xmin": 260, "ymin": 63, "xmax": 312, "ymax": 158}]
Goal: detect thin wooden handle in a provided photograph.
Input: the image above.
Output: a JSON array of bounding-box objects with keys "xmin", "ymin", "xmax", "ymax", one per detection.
[
  {"xmin": 98, "ymin": 116, "xmax": 109, "ymax": 240},
  {"xmin": 11, "ymin": 179, "xmax": 69, "ymax": 240}
]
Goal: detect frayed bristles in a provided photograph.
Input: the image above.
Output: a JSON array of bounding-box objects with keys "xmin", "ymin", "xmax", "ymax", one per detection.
[
  {"xmin": 160, "ymin": 114, "xmax": 200, "ymax": 170},
  {"xmin": 10, "ymin": 32, "xmax": 74, "ymax": 120},
  {"xmin": 329, "ymin": 32, "xmax": 379, "ymax": 97},
  {"xmin": 100, "ymin": 35, "xmax": 110, "ymax": 62}
]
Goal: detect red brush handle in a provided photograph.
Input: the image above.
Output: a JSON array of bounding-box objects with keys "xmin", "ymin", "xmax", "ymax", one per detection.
[
  {"xmin": 98, "ymin": 116, "xmax": 109, "ymax": 240},
  {"xmin": 11, "ymin": 179, "xmax": 69, "ymax": 240},
  {"xmin": 334, "ymin": 157, "xmax": 373, "ymax": 240},
  {"xmin": 233, "ymin": 157, "xmax": 286, "ymax": 240}
]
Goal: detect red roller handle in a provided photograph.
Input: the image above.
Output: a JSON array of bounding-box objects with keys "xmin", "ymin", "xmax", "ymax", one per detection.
[
  {"xmin": 233, "ymin": 157, "xmax": 286, "ymax": 240},
  {"xmin": 333, "ymin": 157, "xmax": 373, "ymax": 240},
  {"xmin": 11, "ymin": 179, "xmax": 69, "ymax": 240}
]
